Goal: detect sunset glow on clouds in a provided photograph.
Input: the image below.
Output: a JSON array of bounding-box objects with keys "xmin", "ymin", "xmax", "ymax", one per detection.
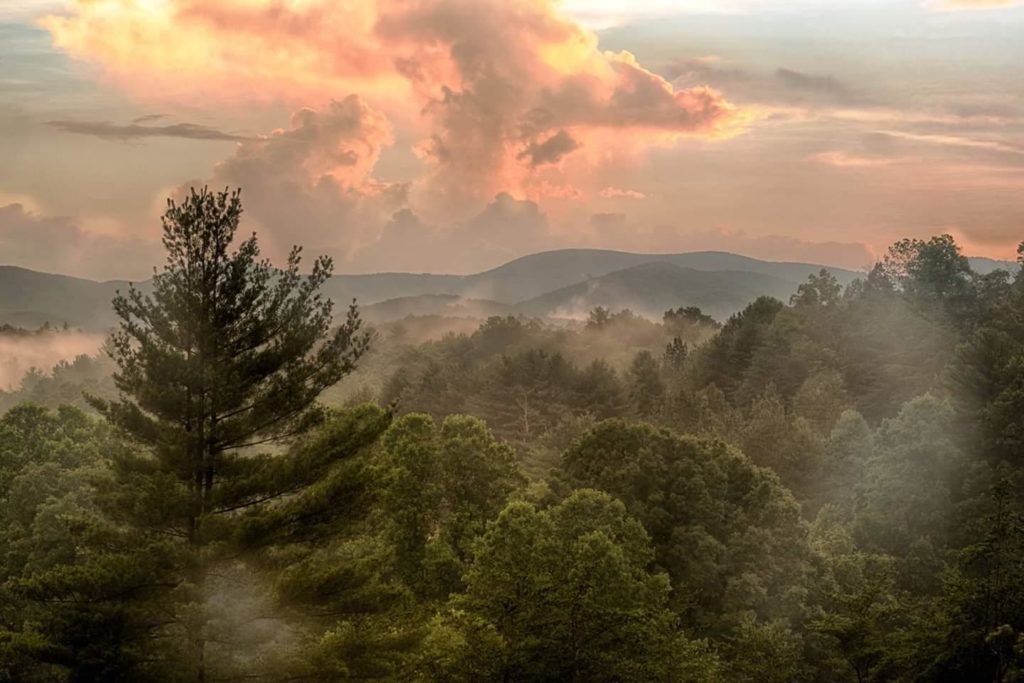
[
  {"xmin": 0, "ymin": 0, "xmax": 1021, "ymax": 276},
  {"xmin": 32, "ymin": 0, "xmax": 756, "ymax": 266},
  {"xmin": 41, "ymin": 0, "xmax": 746, "ymax": 162}
]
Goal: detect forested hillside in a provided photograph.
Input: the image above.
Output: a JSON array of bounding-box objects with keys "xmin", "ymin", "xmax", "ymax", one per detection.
[{"xmin": 2, "ymin": 191, "xmax": 1024, "ymax": 681}]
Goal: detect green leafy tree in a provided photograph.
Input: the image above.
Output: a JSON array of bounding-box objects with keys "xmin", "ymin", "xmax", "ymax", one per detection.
[
  {"xmin": 809, "ymin": 509, "xmax": 907, "ymax": 683},
  {"xmin": 879, "ymin": 236, "xmax": 972, "ymax": 304},
  {"xmin": 421, "ymin": 490, "xmax": 721, "ymax": 682},
  {"xmin": 663, "ymin": 306, "xmax": 720, "ymax": 345},
  {"xmin": 692, "ymin": 296, "xmax": 784, "ymax": 400},
  {"xmin": 852, "ymin": 396, "xmax": 967, "ymax": 560},
  {"xmin": 951, "ymin": 253, "xmax": 1024, "ymax": 473},
  {"xmin": 627, "ymin": 350, "xmax": 665, "ymax": 419},
  {"xmin": 585, "ymin": 306, "xmax": 613, "ymax": 330},
  {"xmin": 468, "ymin": 349, "xmax": 578, "ymax": 442},
  {"xmin": 791, "ymin": 269, "xmax": 842, "ymax": 309},
  {"xmin": 664, "ymin": 336, "xmax": 689, "ymax": 372},
  {"xmin": 792, "ymin": 368, "xmax": 851, "ymax": 435},
  {"xmin": 814, "ymin": 409, "xmax": 874, "ymax": 512},
  {"xmin": 0, "ymin": 406, "xmax": 133, "ymax": 681},
  {"xmin": 738, "ymin": 386, "xmax": 825, "ymax": 499},
  {"xmin": 554, "ymin": 420, "xmax": 813, "ymax": 652},
  {"xmin": 929, "ymin": 470, "xmax": 1024, "ymax": 680},
  {"xmin": 377, "ymin": 413, "xmax": 524, "ymax": 598}
]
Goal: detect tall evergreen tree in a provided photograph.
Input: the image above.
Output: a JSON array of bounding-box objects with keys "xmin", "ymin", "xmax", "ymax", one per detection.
[{"xmin": 85, "ymin": 187, "xmax": 371, "ymax": 679}]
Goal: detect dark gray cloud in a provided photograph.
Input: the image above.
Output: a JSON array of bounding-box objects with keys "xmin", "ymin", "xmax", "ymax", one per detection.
[
  {"xmin": 517, "ymin": 129, "xmax": 581, "ymax": 167},
  {"xmin": 664, "ymin": 58, "xmax": 861, "ymax": 106},
  {"xmin": 775, "ymin": 68, "xmax": 852, "ymax": 99},
  {"xmin": 48, "ymin": 119, "xmax": 252, "ymax": 141},
  {"xmin": 661, "ymin": 58, "xmax": 752, "ymax": 88}
]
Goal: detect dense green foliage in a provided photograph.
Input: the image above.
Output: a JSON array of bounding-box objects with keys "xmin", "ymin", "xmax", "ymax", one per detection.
[{"xmin": 2, "ymin": 195, "xmax": 1023, "ymax": 681}]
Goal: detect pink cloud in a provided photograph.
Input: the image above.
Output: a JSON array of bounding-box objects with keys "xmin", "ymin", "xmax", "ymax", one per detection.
[
  {"xmin": 42, "ymin": 0, "xmax": 746, "ymax": 217},
  {"xmin": 600, "ymin": 187, "xmax": 647, "ymax": 199},
  {"xmin": 810, "ymin": 151, "xmax": 907, "ymax": 168}
]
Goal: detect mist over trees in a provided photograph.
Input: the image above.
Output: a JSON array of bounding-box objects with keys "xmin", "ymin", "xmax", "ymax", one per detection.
[{"xmin": 2, "ymin": 190, "xmax": 1024, "ymax": 681}]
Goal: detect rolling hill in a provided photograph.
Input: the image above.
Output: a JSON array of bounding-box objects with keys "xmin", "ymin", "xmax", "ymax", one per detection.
[
  {"xmin": 323, "ymin": 249, "xmax": 867, "ymax": 305},
  {"xmin": 0, "ymin": 251, "xmax": 862, "ymax": 331},
  {"xmin": 0, "ymin": 266, "xmax": 127, "ymax": 330},
  {"xmin": 9, "ymin": 249, "xmax": 1011, "ymax": 331},
  {"xmin": 361, "ymin": 294, "xmax": 514, "ymax": 323},
  {"xmin": 516, "ymin": 262, "xmax": 801, "ymax": 321}
]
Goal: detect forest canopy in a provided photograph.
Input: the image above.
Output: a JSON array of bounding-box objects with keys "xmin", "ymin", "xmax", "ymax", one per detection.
[{"xmin": 2, "ymin": 190, "xmax": 1024, "ymax": 682}]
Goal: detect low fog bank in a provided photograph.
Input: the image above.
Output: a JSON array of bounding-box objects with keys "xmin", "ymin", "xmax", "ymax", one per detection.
[{"xmin": 0, "ymin": 327, "xmax": 105, "ymax": 390}]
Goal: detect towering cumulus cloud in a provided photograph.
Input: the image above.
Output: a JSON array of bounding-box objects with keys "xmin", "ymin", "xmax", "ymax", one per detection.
[
  {"xmin": 43, "ymin": 0, "xmax": 746, "ymax": 222},
  {"xmin": 196, "ymin": 95, "xmax": 406, "ymax": 260}
]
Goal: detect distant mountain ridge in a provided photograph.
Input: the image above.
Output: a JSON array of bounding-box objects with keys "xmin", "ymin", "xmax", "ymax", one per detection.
[
  {"xmin": 516, "ymin": 262, "xmax": 803, "ymax": 321},
  {"xmin": 1, "ymin": 250, "xmax": 1015, "ymax": 330},
  {"xmin": 324, "ymin": 249, "xmax": 867, "ymax": 305},
  {"xmin": 0, "ymin": 266, "xmax": 130, "ymax": 330}
]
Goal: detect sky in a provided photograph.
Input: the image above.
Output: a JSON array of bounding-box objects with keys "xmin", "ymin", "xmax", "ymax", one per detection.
[{"xmin": 1, "ymin": 0, "xmax": 1022, "ymax": 279}]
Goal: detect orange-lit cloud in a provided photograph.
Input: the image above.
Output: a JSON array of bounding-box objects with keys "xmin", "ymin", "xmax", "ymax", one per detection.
[
  {"xmin": 601, "ymin": 186, "xmax": 647, "ymax": 199},
  {"xmin": 810, "ymin": 151, "xmax": 907, "ymax": 168},
  {"xmin": 42, "ymin": 0, "xmax": 747, "ymax": 217}
]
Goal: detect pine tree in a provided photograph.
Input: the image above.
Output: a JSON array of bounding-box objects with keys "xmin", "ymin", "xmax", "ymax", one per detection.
[{"xmin": 84, "ymin": 187, "xmax": 371, "ymax": 679}]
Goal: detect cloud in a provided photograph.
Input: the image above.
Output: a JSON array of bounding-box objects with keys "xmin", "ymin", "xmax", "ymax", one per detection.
[
  {"xmin": 877, "ymin": 130, "xmax": 1024, "ymax": 156},
  {"xmin": 517, "ymin": 130, "xmax": 581, "ymax": 167},
  {"xmin": 49, "ymin": 119, "xmax": 252, "ymax": 141},
  {"xmin": 600, "ymin": 187, "xmax": 647, "ymax": 199},
  {"xmin": 0, "ymin": 203, "xmax": 158, "ymax": 279},
  {"xmin": 353, "ymin": 193, "xmax": 881, "ymax": 275},
  {"xmin": 667, "ymin": 59, "xmax": 861, "ymax": 107},
  {"xmin": 662, "ymin": 57, "xmax": 752, "ymax": 92},
  {"xmin": 0, "ymin": 204, "xmax": 82, "ymax": 272},
  {"xmin": 165, "ymin": 96, "xmax": 569, "ymax": 274},
  {"xmin": 43, "ymin": 0, "xmax": 747, "ymax": 216},
  {"xmin": 774, "ymin": 68, "xmax": 852, "ymax": 100},
  {"xmin": 704, "ymin": 231, "xmax": 877, "ymax": 270},
  {"xmin": 190, "ymin": 95, "xmax": 407, "ymax": 262},
  {"xmin": 561, "ymin": 0, "xmax": 750, "ymax": 28},
  {"xmin": 132, "ymin": 114, "xmax": 166, "ymax": 124},
  {"xmin": 933, "ymin": 0, "xmax": 1024, "ymax": 9},
  {"xmin": 811, "ymin": 151, "xmax": 908, "ymax": 168},
  {"xmin": 0, "ymin": 332, "xmax": 105, "ymax": 391},
  {"xmin": 590, "ymin": 212, "xmax": 627, "ymax": 230},
  {"xmin": 0, "ymin": 1, "xmax": 61, "ymax": 20},
  {"xmin": 353, "ymin": 193, "xmax": 555, "ymax": 274},
  {"xmin": 464, "ymin": 192, "xmax": 550, "ymax": 248},
  {"xmin": 590, "ymin": 218, "xmax": 878, "ymax": 271}
]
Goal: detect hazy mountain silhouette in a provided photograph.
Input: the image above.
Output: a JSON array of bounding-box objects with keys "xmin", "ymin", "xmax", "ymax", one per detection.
[
  {"xmin": 515, "ymin": 262, "xmax": 800, "ymax": 321},
  {"xmin": 324, "ymin": 249, "xmax": 866, "ymax": 305},
  {"xmin": 361, "ymin": 294, "xmax": 514, "ymax": 323},
  {"xmin": 2, "ymin": 251, "xmax": 1014, "ymax": 330},
  {"xmin": 0, "ymin": 266, "xmax": 128, "ymax": 330}
]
